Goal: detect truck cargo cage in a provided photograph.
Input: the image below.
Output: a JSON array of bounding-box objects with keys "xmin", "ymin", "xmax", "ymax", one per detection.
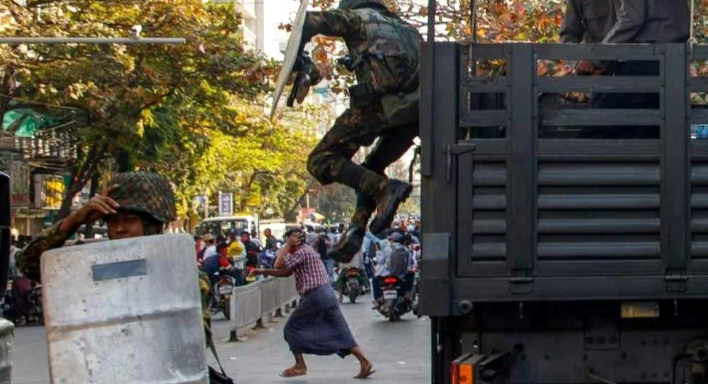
[{"xmin": 420, "ymin": 42, "xmax": 708, "ymax": 314}]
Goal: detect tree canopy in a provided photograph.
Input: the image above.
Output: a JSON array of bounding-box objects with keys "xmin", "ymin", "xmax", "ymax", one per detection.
[{"xmin": 0, "ymin": 0, "xmax": 320, "ymax": 223}]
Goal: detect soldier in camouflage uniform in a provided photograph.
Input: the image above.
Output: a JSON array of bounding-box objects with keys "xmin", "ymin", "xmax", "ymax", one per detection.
[
  {"xmin": 16, "ymin": 172, "xmax": 213, "ymax": 346},
  {"xmin": 301, "ymin": 0, "xmax": 421, "ymax": 263}
]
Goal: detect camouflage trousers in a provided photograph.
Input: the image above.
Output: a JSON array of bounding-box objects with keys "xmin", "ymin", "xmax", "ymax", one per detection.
[{"xmin": 307, "ymin": 102, "xmax": 418, "ymax": 227}]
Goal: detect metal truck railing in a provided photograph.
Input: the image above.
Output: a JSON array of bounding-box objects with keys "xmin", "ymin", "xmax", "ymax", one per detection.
[{"xmin": 420, "ymin": 42, "xmax": 708, "ymax": 315}]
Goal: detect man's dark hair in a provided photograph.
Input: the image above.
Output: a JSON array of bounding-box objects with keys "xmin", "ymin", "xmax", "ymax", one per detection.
[{"xmin": 284, "ymin": 228, "xmax": 304, "ymax": 238}]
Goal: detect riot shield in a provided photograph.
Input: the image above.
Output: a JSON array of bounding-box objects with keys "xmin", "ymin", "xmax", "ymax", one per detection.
[{"xmin": 269, "ymin": 0, "xmax": 310, "ymax": 120}]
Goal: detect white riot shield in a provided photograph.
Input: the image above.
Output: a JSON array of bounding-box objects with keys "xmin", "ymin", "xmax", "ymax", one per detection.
[
  {"xmin": 269, "ymin": 0, "xmax": 310, "ymax": 120},
  {"xmin": 42, "ymin": 234, "xmax": 207, "ymax": 384}
]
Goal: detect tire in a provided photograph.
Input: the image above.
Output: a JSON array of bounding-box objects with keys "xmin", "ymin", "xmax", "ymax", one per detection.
[
  {"xmin": 348, "ymin": 280, "xmax": 359, "ymax": 304},
  {"xmin": 387, "ymin": 299, "xmax": 397, "ymax": 322},
  {"xmin": 223, "ymin": 296, "xmax": 231, "ymax": 320}
]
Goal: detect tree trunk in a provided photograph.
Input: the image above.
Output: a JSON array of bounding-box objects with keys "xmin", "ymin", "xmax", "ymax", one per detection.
[
  {"xmin": 83, "ymin": 170, "xmax": 100, "ymax": 238},
  {"xmin": 284, "ymin": 190, "xmax": 307, "ymax": 222},
  {"xmin": 0, "ymin": 66, "xmax": 17, "ymax": 118},
  {"xmin": 57, "ymin": 146, "xmax": 103, "ymax": 221}
]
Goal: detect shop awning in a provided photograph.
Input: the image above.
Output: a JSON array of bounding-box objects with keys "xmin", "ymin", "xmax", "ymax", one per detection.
[{"xmin": 2, "ymin": 108, "xmax": 58, "ymax": 138}]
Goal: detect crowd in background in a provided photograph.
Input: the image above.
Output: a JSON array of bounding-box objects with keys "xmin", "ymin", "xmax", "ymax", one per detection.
[{"xmin": 194, "ymin": 216, "xmax": 422, "ymax": 308}]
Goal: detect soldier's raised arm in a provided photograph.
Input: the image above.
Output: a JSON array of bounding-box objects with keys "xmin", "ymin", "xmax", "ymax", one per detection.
[
  {"xmin": 302, "ymin": 9, "xmax": 362, "ymax": 41},
  {"xmin": 560, "ymin": 0, "xmax": 585, "ymax": 43}
]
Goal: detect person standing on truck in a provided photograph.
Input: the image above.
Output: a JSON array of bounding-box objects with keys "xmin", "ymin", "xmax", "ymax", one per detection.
[
  {"xmin": 577, "ymin": 0, "xmax": 689, "ymax": 138},
  {"xmin": 297, "ymin": 0, "xmax": 422, "ymax": 264},
  {"xmin": 250, "ymin": 229, "xmax": 375, "ymax": 379}
]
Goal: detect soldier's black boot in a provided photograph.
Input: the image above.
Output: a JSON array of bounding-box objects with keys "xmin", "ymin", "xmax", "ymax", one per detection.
[
  {"xmin": 370, "ymin": 180, "xmax": 413, "ymax": 234},
  {"xmin": 327, "ymin": 225, "xmax": 366, "ymax": 263}
]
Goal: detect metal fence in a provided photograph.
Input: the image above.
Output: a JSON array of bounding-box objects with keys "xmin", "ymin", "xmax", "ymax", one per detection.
[{"xmin": 228, "ymin": 277, "xmax": 299, "ymax": 340}]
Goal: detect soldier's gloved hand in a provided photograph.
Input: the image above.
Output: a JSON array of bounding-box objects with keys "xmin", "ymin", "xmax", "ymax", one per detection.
[{"xmin": 576, "ymin": 60, "xmax": 597, "ymax": 76}]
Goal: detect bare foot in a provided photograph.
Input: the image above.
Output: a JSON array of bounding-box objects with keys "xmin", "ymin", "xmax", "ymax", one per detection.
[
  {"xmin": 354, "ymin": 361, "xmax": 376, "ymax": 379},
  {"xmin": 280, "ymin": 365, "xmax": 307, "ymax": 378}
]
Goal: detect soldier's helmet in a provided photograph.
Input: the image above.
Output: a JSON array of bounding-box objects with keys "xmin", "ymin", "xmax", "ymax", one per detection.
[
  {"xmin": 107, "ymin": 172, "xmax": 177, "ymax": 224},
  {"xmin": 338, "ymin": 0, "xmax": 387, "ymax": 10}
]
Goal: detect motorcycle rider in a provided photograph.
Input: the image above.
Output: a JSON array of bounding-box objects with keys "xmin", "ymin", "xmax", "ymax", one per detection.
[
  {"xmin": 336, "ymin": 246, "xmax": 369, "ymax": 303},
  {"xmin": 227, "ymin": 230, "xmax": 246, "ymax": 285},
  {"xmin": 372, "ymin": 231, "xmax": 414, "ymax": 309}
]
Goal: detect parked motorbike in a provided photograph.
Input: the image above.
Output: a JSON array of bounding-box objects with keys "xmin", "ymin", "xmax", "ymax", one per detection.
[
  {"xmin": 2, "ymin": 278, "xmax": 43, "ymax": 326},
  {"xmin": 377, "ymin": 274, "xmax": 414, "ymax": 322},
  {"xmin": 1, "ymin": 280, "xmax": 17, "ymax": 323},
  {"xmin": 26, "ymin": 284, "xmax": 43, "ymax": 325},
  {"xmin": 259, "ymin": 249, "xmax": 276, "ymax": 269},
  {"xmin": 340, "ymin": 268, "xmax": 367, "ymax": 304},
  {"xmin": 210, "ymin": 269, "xmax": 237, "ymax": 320}
]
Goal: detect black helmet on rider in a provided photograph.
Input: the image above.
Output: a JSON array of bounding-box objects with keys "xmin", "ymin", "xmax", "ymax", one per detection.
[{"xmin": 338, "ymin": 0, "xmax": 387, "ymax": 11}]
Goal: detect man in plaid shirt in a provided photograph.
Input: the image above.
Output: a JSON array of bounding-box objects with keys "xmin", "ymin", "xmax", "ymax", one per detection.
[{"xmin": 251, "ymin": 229, "xmax": 375, "ymax": 379}]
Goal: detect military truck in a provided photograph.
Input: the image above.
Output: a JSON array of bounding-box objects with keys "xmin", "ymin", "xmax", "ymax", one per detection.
[{"xmin": 418, "ymin": 3, "xmax": 708, "ymax": 384}]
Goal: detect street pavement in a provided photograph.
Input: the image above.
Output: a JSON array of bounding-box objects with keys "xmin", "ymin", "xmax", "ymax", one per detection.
[{"xmin": 12, "ymin": 291, "xmax": 431, "ymax": 383}]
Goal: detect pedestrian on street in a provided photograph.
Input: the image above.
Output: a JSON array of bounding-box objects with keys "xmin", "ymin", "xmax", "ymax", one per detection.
[
  {"xmin": 314, "ymin": 228, "xmax": 335, "ymax": 285},
  {"xmin": 241, "ymin": 230, "xmax": 260, "ymax": 269},
  {"xmin": 201, "ymin": 233, "xmax": 217, "ymax": 262},
  {"xmin": 250, "ymin": 228, "xmax": 375, "ymax": 379},
  {"xmin": 264, "ymin": 228, "xmax": 278, "ymax": 251}
]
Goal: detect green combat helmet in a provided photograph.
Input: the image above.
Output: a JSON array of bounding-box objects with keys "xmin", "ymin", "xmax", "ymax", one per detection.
[
  {"xmin": 338, "ymin": 0, "xmax": 387, "ymax": 10},
  {"xmin": 107, "ymin": 172, "xmax": 177, "ymax": 224}
]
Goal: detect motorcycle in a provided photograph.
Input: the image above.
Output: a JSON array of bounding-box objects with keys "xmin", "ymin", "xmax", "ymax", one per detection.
[
  {"xmin": 377, "ymin": 274, "xmax": 414, "ymax": 322},
  {"xmin": 210, "ymin": 269, "xmax": 237, "ymax": 320},
  {"xmin": 259, "ymin": 249, "xmax": 276, "ymax": 269},
  {"xmin": 1, "ymin": 280, "xmax": 18, "ymax": 323},
  {"xmin": 340, "ymin": 268, "xmax": 367, "ymax": 304},
  {"xmin": 2, "ymin": 278, "xmax": 43, "ymax": 326},
  {"xmin": 26, "ymin": 284, "xmax": 43, "ymax": 325}
]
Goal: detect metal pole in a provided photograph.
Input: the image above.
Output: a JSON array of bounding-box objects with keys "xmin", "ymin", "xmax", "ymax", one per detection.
[
  {"xmin": 0, "ymin": 37, "xmax": 185, "ymax": 45},
  {"xmin": 470, "ymin": 0, "xmax": 478, "ymax": 43},
  {"xmin": 427, "ymin": 0, "xmax": 436, "ymax": 42}
]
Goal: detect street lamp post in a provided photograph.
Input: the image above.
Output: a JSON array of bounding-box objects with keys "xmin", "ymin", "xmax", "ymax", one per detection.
[{"xmin": 0, "ymin": 37, "xmax": 186, "ymax": 44}]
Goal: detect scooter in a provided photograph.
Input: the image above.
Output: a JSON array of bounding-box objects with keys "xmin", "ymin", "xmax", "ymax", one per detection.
[
  {"xmin": 2, "ymin": 278, "xmax": 43, "ymax": 326},
  {"xmin": 210, "ymin": 269, "xmax": 237, "ymax": 320},
  {"xmin": 340, "ymin": 268, "xmax": 367, "ymax": 304},
  {"xmin": 377, "ymin": 274, "xmax": 414, "ymax": 322}
]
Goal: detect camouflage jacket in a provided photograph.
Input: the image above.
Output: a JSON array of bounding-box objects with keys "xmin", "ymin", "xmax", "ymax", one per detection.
[
  {"xmin": 16, "ymin": 221, "xmax": 213, "ymax": 346},
  {"xmin": 303, "ymin": 8, "xmax": 421, "ymax": 98}
]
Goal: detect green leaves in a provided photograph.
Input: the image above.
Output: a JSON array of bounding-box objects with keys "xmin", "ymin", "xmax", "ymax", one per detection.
[{"xmin": 1, "ymin": 0, "xmax": 314, "ymax": 221}]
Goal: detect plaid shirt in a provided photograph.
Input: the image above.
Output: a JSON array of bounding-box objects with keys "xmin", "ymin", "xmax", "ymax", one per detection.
[{"xmin": 284, "ymin": 244, "xmax": 330, "ymax": 296}]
